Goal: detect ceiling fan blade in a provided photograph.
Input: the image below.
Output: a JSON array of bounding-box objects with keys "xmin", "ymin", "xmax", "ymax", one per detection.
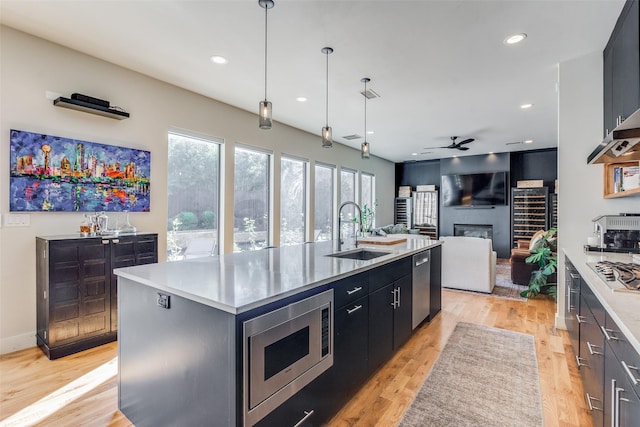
[
  {"xmin": 422, "ymin": 146, "xmax": 449, "ymax": 149},
  {"xmin": 457, "ymin": 146, "xmax": 470, "ymax": 151},
  {"xmin": 458, "ymin": 138, "xmax": 474, "ymax": 145}
]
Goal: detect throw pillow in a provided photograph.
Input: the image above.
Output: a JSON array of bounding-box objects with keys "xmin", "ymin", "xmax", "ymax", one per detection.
[{"xmin": 529, "ymin": 229, "xmax": 547, "ymax": 252}]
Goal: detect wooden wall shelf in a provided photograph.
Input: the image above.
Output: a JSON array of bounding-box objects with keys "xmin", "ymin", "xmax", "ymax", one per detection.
[
  {"xmin": 53, "ymin": 97, "xmax": 129, "ymax": 120},
  {"xmin": 603, "ymin": 161, "xmax": 640, "ymax": 198}
]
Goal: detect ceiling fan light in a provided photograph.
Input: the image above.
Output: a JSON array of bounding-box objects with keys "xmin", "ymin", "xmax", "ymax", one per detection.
[
  {"xmin": 322, "ymin": 126, "xmax": 333, "ymax": 148},
  {"xmin": 259, "ymin": 100, "xmax": 272, "ymax": 129}
]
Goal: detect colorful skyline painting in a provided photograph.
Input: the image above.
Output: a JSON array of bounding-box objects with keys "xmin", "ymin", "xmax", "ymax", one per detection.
[{"xmin": 9, "ymin": 129, "xmax": 151, "ymax": 212}]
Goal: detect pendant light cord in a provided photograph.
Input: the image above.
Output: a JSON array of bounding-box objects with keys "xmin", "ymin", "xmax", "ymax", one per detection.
[
  {"xmin": 325, "ymin": 51, "xmax": 329, "ymax": 127},
  {"xmin": 364, "ymin": 80, "xmax": 367, "ymax": 140},
  {"xmin": 264, "ymin": 6, "xmax": 268, "ymax": 101}
]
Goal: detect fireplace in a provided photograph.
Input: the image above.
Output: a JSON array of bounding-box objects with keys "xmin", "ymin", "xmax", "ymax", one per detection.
[{"xmin": 454, "ymin": 224, "xmax": 493, "ymax": 240}]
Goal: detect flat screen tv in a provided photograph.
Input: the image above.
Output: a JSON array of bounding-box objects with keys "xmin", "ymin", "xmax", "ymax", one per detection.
[{"xmin": 441, "ymin": 171, "xmax": 507, "ymax": 207}]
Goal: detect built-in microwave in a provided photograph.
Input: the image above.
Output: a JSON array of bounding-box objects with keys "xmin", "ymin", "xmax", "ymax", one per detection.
[{"xmin": 243, "ymin": 289, "xmax": 333, "ymax": 426}]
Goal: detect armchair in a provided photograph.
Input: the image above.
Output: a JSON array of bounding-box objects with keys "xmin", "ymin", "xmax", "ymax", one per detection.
[{"xmin": 439, "ymin": 236, "xmax": 496, "ymax": 293}]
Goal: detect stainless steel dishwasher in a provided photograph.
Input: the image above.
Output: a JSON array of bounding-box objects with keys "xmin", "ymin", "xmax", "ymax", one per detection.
[{"xmin": 412, "ymin": 250, "xmax": 431, "ymax": 329}]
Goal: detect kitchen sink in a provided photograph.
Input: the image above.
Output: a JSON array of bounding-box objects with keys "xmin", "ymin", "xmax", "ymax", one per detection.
[{"xmin": 326, "ymin": 249, "xmax": 390, "ymax": 260}]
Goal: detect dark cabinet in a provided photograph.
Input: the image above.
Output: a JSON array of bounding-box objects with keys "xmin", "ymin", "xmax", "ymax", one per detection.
[
  {"xmin": 578, "ymin": 294, "xmax": 605, "ymax": 426},
  {"xmin": 564, "ymin": 257, "xmax": 581, "ymax": 358},
  {"xmin": 368, "ymin": 274, "xmax": 412, "ymax": 372},
  {"xmin": 603, "ymin": 314, "xmax": 640, "ymax": 427},
  {"xmin": 36, "ymin": 234, "xmax": 157, "ymax": 359},
  {"xmin": 603, "ymin": 0, "xmax": 640, "ymax": 136}
]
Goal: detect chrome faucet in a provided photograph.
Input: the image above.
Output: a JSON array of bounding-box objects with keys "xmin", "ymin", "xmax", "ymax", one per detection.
[{"xmin": 337, "ymin": 201, "xmax": 362, "ymax": 251}]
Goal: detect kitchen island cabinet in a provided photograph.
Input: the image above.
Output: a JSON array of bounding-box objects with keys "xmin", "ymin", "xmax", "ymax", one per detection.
[{"xmin": 115, "ymin": 239, "xmax": 440, "ymax": 427}]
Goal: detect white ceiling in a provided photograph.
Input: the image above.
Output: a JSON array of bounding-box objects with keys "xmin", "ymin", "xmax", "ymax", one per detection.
[{"xmin": 0, "ymin": 0, "xmax": 625, "ymax": 163}]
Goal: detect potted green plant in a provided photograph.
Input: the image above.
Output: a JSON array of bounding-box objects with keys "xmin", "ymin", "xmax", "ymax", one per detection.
[{"xmin": 520, "ymin": 228, "xmax": 558, "ymax": 300}]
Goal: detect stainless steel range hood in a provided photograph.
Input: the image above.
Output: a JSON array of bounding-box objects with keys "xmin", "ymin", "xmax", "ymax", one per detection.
[{"xmin": 588, "ymin": 107, "xmax": 640, "ymax": 164}]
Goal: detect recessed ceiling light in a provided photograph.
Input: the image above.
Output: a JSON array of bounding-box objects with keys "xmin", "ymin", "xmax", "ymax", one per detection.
[
  {"xmin": 210, "ymin": 55, "xmax": 228, "ymax": 64},
  {"xmin": 296, "ymin": 97, "xmax": 307, "ymax": 102},
  {"xmin": 367, "ymin": 130, "xmax": 374, "ymax": 135},
  {"xmin": 504, "ymin": 33, "xmax": 527, "ymax": 45},
  {"xmin": 524, "ymin": 139, "xmax": 533, "ymax": 144},
  {"xmin": 488, "ymin": 152, "xmax": 494, "ymax": 154},
  {"xmin": 411, "ymin": 152, "xmax": 418, "ymax": 156},
  {"xmin": 520, "ymin": 103, "xmax": 533, "ymax": 109}
]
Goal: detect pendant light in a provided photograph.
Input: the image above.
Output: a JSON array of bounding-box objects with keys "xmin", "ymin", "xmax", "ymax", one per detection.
[
  {"xmin": 258, "ymin": 0, "xmax": 274, "ymax": 129},
  {"xmin": 321, "ymin": 47, "xmax": 334, "ymax": 148},
  {"xmin": 361, "ymin": 77, "xmax": 371, "ymax": 159}
]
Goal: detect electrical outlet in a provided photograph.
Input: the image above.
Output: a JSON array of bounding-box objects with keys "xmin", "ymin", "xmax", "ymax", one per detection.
[
  {"xmin": 5, "ymin": 213, "xmax": 30, "ymax": 227},
  {"xmin": 157, "ymin": 293, "xmax": 170, "ymax": 309}
]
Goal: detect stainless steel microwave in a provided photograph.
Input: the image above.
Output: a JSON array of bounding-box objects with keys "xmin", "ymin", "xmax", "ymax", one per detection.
[{"xmin": 243, "ymin": 289, "xmax": 333, "ymax": 426}]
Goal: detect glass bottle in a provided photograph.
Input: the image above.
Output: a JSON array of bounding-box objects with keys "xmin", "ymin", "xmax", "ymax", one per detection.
[{"xmin": 118, "ymin": 211, "xmax": 136, "ymax": 234}]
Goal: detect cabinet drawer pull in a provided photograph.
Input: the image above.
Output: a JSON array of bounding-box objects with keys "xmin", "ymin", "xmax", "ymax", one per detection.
[
  {"xmin": 112, "ymin": 239, "xmax": 120, "ymax": 244},
  {"xmin": 587, "ymin": 342, "xmax": 603, "ymax": 356},
  {"xmin": 576, "ymin": 314, "xmax": 587, "ymax": 324},
  {"xmin": 346, "ymin": 286, "xmax": 363, "ymax": 295},
  {"xmin": 346, "ymin": 305, "xmax": 363, "ymax": 315},
  {"xmin": 576, "ymin": 355, "xmax": 588, "ymax": 368},
  {"xmin": 102, "ymin": 240, "xmax": 109, "ymax": 244},
  {"xmin": 293, "ymin": 410, "xmax": 314, "ymax": 427},
  {"xmin": 622, "ymin": 361, "xmax": 640, "ymax": 386},
  {"xmin": 569, "ymin": 273, "xmax": 581, "ymax": 280},
  {"xmin": 600, "ymin": 326, "xmax": 619, "ymax": 341},
  {"xmin": 585, "ymin": 393, "xmax": 602, "ymax": 411}
]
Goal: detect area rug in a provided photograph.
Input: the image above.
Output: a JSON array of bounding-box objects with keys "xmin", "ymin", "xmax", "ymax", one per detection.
[
  {"xmin": 398, "ymin": 322, "xmax": 543, "ymax": 427},
  {"xmin": 492, "ymin": 262, "xmax": 528, "ymax": 300}
]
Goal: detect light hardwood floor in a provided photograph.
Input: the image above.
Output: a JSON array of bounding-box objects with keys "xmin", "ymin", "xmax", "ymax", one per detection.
[{"xmin": 0, "ymin": 290, "xmax": 592, "ymax": 427}]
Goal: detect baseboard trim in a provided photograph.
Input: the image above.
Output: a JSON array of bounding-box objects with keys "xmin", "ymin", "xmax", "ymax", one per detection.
[
  {"xmin": 0, "ymin": 332, "xmax": 36, "ymax": 355},
  {"xmin": 555, "ymin": 313, "xmax": 567, "ymax": 330}
]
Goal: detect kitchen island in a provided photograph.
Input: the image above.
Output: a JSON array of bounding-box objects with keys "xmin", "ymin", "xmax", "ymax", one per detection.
[{"xmin": 114, "ymin": 238, "xmax": 441, "ymax": 427}]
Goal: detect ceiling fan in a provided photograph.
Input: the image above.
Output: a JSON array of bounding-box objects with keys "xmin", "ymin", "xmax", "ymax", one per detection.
[{"xmin": 423, "ymin": 136, "xmax": 475, "ymax": 152}]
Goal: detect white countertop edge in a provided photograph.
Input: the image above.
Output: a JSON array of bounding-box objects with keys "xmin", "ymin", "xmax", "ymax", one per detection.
[
  {"xmin": 115, "ymin": 240, "xmax": 442, "ymax": 315},
  {"xmin": 563, "ymin": 247, "xmax": 640, "ymax": 354}
]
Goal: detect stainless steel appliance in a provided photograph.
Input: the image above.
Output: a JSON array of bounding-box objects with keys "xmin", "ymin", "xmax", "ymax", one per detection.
[
  {"xmin": 588, "ymin": 107, "xmax": 640, "ymax": 164},
  {"xmin": 590, "ymin": 214, "xmax": 640, "ymax": 252},
  {"xmin": 587, "ymin": 261, "xmax": 640, "ymax": 292},
  {"xmin": 243, "ymin": 289, "xmax": 333, "ymax": 426},
  {"xmin": 412, "ymin": 251, "xmax": 431, "ymax": 329}
]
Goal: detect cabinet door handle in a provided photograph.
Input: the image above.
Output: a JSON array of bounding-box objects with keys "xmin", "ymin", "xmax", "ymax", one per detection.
[
  {"xmin": 390, "ymin": 288, "xmax": 397, "ymax": 308},
  {"xmin": 576, "ymin": 314, "xmax": 587, "ymax": 324},
  {"xmin": 600, "ymin": 326, "xmax": 619, "ymax": 341},
  {"xmin": 396, "ymin": 286, "xmax": 401, "ymax": 308},
  {"xmin": 102, "ymin": 240, "xmax": 109, "ymax": 244},
  {"xmin": 569, "ymin": 273, "xmax": 581, "ymax": 279},
  {"xmin": 622, "ymin": 361, "xmax": 640, "ymax": 386},
  {"xmin": 576, "ymin": 355, "xmax": 588, "ymax": 368},
  {"xmin": 346, "ymin": 286, "xmax": 363, "ymax": 295},
  {"xmin": 112, "ymin": 239, "xmax": 120, "ymax": 244},
  {"xmin": 346, "ymin": 304, "xmax": 363, "ymax": 315},
  {"xmin": 587, "ymin": 342, "xmax": 603, "ymax": 356},
  {"xmin": 585, "ymin": 393, "xmax": 602, "ymax": 412},
  {"xmin": 293, "ymin": 410, "xmax": 314, "ymax": 427}
]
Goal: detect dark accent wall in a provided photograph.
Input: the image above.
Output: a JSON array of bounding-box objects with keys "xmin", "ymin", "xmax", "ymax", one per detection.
[{"xmin": 395, "ymin": 148, "xmax": 557, "ymax": 259}]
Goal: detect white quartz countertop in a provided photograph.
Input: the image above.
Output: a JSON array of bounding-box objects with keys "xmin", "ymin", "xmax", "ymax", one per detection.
[
  {"xmin": 115, "ymin": 238, "xmax": 440, "ymax": 315},
  {"xmin": 563, "ymin": 247, "xmax": 640, "ymax": 354}
]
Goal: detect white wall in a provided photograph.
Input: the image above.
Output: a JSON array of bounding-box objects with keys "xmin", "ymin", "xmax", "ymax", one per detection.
[
  {"xmin": 556, "ymin": 51, "xmax": 639, "ymax": 328},
  {"xmin": 0, "ymin": 26, "xmax": 396, "ymax": 354}
]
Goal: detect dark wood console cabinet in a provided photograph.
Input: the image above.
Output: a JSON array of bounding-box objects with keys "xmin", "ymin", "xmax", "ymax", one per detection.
[{"xmin": 36, "ymin": 233, "xmax": 157, "ymax": 359}]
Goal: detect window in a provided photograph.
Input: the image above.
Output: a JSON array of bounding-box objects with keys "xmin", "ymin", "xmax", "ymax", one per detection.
[
  {"xmin": 280, "ymin": 156, "xmax": 307, "ymax": 246},
  {"xmin": 167, "ymin": 131, "xmax": 221, "ymax": 261},
  {"xmin": 340, "ymin": 168, "xmax": 357, "ymax": 239},
  {"xmin": 314, "ymin": 163, "xmax": 335, "ymax": 241},
  {"xmin": 360, "ymin": 172, "xmax": 376, "ymax": 231},
  {"xmin": 234, "ymin": 146, "xmax": 271, "ymax": 251}
]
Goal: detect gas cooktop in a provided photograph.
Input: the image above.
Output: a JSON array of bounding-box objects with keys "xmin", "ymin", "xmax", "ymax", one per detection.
[{"xmin": 588, "ymin": 261, "xmax": 640, "ymax": 292}]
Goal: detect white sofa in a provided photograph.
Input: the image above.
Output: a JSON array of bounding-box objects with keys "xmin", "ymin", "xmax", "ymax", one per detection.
[{"xmin": 439, "ymin": 236, "xmax": 496, "ymax": 293}]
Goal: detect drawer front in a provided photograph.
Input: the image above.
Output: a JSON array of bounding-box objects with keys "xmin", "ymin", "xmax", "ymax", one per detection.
[
  {"xmin": 368, "ymin": 257, "xmax": 411, "ymax": 292},
  {"xmin": 581, "ymin": 281, "xmax": 605, "ymax": 328},
  {"xmin": 331, "ymin": 273, "xmax": 369, "ymax": 309},
  {"xmin": 605, "ymin": 314, "xmax": 640, "ymax": 398}
]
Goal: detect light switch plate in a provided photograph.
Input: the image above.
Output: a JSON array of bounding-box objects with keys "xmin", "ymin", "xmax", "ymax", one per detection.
[{"xmin": 5, "ymin": 213, "xmax": 30, "ymax": 227}]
